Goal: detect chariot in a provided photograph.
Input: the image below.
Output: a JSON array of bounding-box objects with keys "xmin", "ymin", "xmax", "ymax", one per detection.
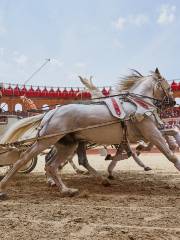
[{"xmin": 0, "ymin": 114, "xmax": 37, "ymax": 174}]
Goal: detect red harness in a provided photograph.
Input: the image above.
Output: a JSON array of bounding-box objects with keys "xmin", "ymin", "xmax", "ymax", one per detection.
[{"xmin": 111, "ymin": 97, "xmax": 121, "ymax": 115}]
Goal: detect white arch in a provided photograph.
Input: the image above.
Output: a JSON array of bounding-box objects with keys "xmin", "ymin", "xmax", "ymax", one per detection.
[
  {"xmin": 15, "ymin": 103, "xmax": 22, "ymax": 112},
  {"xmin": 0, "ymin": 102, "xmax": 8, "ymax": 112}
]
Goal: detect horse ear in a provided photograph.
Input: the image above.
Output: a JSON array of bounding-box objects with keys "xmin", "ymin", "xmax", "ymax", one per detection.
[
  {"xmin": 78, "ymin": 76, "xmax": 84, "ymax": 81},
  {"xmin": 155, "ymin": 68, "xmax": 161, "ymax": 78},
  {"xmin": 155, "ymin": 68, "xmax": 160, "ymax": 74},
  {"xmin": 90, "ymin": 76, "xmax": 93, "ymax": 85}
]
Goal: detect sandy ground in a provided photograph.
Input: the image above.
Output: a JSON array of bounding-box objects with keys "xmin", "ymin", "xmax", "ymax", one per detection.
[{"xmin": 0, "ymin": 153, "xmax": 180, "ymax": 240}]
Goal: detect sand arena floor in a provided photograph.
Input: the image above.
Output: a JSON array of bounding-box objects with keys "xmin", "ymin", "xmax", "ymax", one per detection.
[{"xmin": 0, "ymin": 153, "xmax": 180, "ymax": 240}]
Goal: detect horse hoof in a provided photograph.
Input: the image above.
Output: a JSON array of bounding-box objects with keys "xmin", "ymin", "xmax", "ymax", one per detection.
[
  {"xmin": 105, "ymin": 154, "xmax": 112, "ymax": 160},
  {"xmin": 48, "ymin": 182, "xmax": 56, "ymax": 187},
  {"xmin": 0, "ymin": 192, "xmax": 8, "ymax": 201},
  {"xmin": 61, "ymin": 188, "xmax": 79, "ymax": 197},
  {"xmin": 102, "ymin": 178, "xmax": 111, "ymax": 186},
  {"xmin": 144, "ymin": 167, "xmax": 152, "ymax": 171},
  {"xmin": 108, "ymin": 175, "xmax": 115, "ymax": 180},
  {"xmin": 47, "ymin": 178, "xmax": 56, "ymax": 187}
]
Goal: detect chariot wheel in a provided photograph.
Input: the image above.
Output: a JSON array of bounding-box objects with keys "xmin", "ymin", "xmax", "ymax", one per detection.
[{"xmin": 18, "ymin": 157, "xmax": 38, "ymax": 174}]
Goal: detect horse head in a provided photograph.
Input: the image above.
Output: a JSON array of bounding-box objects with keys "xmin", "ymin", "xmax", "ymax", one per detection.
[
  {"xmin": 119, "ymin": 68, "xmax": 175, "ymax": 109},
  {"xmin": 152, "ymin": 68, "xmax": 175, "ymax": 108}
]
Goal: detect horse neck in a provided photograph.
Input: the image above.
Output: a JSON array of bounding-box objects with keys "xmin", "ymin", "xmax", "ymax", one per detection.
[{"xmin": 130, "ymin": 77, "xmax": 155, "ymax": 102}]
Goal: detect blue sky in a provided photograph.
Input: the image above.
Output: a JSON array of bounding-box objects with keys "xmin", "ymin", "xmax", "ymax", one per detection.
[{"xmin": 0, "ymin": 0, "xmax": 179, "ymax": 88}]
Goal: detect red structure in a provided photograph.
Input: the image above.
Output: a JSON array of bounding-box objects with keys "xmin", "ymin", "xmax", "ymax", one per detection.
[
  {"xmin": 0, "ymin": 81, "xmax": 179, "ymax": 113},
  {"xmin": 0, "ymin": 83, "xmax": 111, "ymax": 113}
]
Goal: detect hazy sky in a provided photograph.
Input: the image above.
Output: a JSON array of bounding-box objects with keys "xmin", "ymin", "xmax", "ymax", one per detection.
[{"xmin": 0, "ymin": 0, "xmax": 179, "ymax": 88}]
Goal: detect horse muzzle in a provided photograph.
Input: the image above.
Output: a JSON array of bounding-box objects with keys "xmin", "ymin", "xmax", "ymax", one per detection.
[{"xmin": 163, "ymin": 97, "xmax": 176, "ymax": 107}]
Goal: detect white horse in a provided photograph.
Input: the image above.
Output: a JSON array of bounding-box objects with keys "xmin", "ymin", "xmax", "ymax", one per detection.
[
  {"xmin": 79, "ymin": 75, "xmax": 152, "ymax": 174},
  {"xmin": 0, "ymin": 68, "xmax": 179, "ymax": 199}
]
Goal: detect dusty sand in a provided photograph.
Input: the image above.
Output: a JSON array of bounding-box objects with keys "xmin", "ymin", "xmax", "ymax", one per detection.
[{"xmin": 0, "ymin": 153, "xmax": 180, "ymax": 240}]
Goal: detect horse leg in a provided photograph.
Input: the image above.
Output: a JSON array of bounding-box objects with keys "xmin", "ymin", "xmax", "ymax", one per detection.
[
  {"xmin": 151, "ymin": 136, "xmax": 180, "ymax": 170},
  {"xmin": 107, "ymin": 143, "xmax": 152, "ymax": 179},
  {"xmin": 45, "ymin": 142, "xmax": 79, "ymax": 196},
  {"xmin": 107, "ymin": 160, "xmax": 118, "ymax": 179},
  {"xmin": 77, "ymin": 142, "xmax": 111, "ymax": 186},
  {"xmin": 163, "ymin": 135, "xmax": 178, "ymax": 152},
  {"xmin": 0, "ymin": 136, "xmax": 61, "ymax": 199},
  {"xmin": 173, "ymin": 132, "xmax": 180, "ymax": 147},
  {"xmin": 45, "ymin": 146, "xmax": 74, "ymax": 187},
  {"xmin": 137, "ymin": 120, "xmax": 180, "ymax": 171},
  {"xmin": 45, "ymin": 146, "xmax": 58, "ymax": 186},
  {"xmin": 130, "ymin": 150, "xmax": 152, "ymax": 171},
  {"xmin": 68, "ymin": 158, "xmax": 85, "ymax": 174}
]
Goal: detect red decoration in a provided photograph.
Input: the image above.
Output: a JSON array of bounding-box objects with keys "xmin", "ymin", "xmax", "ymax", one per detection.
[
  {"xmin": 13, "ymin": 84, "xmax": 20, "ymax": 96},
  {"xmin": 171, "ymin": 81, "xmax": 178, "ymax": 91},
  {"xmin": 178, "ymin": 82, "xmax": 180, "ymax": 91},
  {"xmin": 74, "ymin": 89, "xmax": 80, "ymax": 99},
  {"xmin": 102, "ymin": 87, "xmax": 108, "ymax": 96},
  {"xmin": 49, "ymin": 87, "xmax": 55, "ymax": 97},
  {"xmin": 4, "ymin": 84, "xmax": 13, "ymax": 96},
  {"xmin": 26, "ymin": 86, "xmax": 35, "ymax": 97},
  {"xmin": 1, "ymin": 87, "xmax": 5, "ymax": 96},
  {"xmin": 86, "ymin": 92, "xmax": 91, "ymax": 99},
  {"xmin": 34, "ymin": 86, "xmax": 41, "ymax": 97},
  {"xmin": 41, "ymin": 87, "xmax": 48, "ymax": 97},
  {"xmin": 107, "ymin": 87, "xmax": 111, "ymax": 96},
  {"xmin": 21, "ymin": 85, "xmax": 27, "ymax": 96},
  {"xmin": 82, "ymin": 91, "xmax": 90, "ymax": 99},
  {"xmin": 102, "ymin": 87, "xmax": 109, "ymax": 96},
  {"xmin": 68, "ymin": 88, "xmax": 75, "ymax": 99},
  {"xmin": 111, "ymin": 97, "xmax": 121, "ymax": 115},
  {"xmin": 62, "ymin": 88, "xmax": 68, "ymax": 99},
  {"xmin": 56, "ymin": 88, "xmax": 61, "ymax": 98}
]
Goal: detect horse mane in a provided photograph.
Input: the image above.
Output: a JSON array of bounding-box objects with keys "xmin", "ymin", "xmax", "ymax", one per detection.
[{"xmin": 117, "ymin": 69, "xmax": 145, "ymax": 91}]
